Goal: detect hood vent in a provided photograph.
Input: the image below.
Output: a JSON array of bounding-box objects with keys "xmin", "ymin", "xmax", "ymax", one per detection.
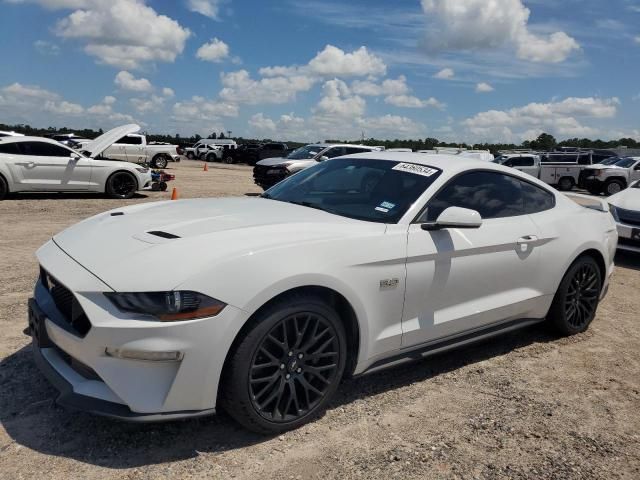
[{"xmin": 147, "ymin": 231, "xmax": 181, "ymax": 239}]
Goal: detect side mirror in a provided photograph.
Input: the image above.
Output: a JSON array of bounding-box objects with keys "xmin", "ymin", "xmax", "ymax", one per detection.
[
  {"xmin": 70, "ymin": 154, "xmax": 81, "ymax": 161},
  {"xmin": 318, "ymin": 155, "xmax": 329, "ymax": 162},
  {"xmin": 421, "ymin": 207, "xmax": 482, "ymax": 231}
]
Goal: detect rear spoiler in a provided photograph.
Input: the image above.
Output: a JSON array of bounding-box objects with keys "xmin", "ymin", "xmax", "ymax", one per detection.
[{"xmin": 564, "ymin": 192, "xmax": 609, "ymax": 213}]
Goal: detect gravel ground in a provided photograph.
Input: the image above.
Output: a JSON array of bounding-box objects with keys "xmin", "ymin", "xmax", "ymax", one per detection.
[{"xmin": 1, "ymin": 160, "xmax": 639, "ymax": 480}]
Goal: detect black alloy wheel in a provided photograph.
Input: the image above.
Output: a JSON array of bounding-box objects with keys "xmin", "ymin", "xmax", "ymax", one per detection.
[
  {"xmin": 548, "ymin": 256, "xmax": 602, "ymax": 335},
  {"xmin": 0, "ymin": 175, "xmax": 7, "ymax": 200},
  {"xmin": 152, "ymin": 155, "xmax": 168, "ymax": 169},
  {"xmin": 106, "ymin": 172, "xmax": 137, "ymax": 199},
  {"xmin": 220, "ymin": 294, "xmax": 347, "ymax": 434},
  {"xmin": 249, "ymin": 313, "xmax": 341, "ymax": 423}
]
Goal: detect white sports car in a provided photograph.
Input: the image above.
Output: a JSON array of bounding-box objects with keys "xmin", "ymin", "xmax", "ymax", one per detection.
[
  {"xmin": 29, "ymin": 153, "xmax": 617, "ymax": 433},
  {"xmin": 0, "ymin": 124, "xmax": 152, "ymax": 200},
  {"xmin": 608, "ymin": 179, "xmax": 640, "ymax": 253}
]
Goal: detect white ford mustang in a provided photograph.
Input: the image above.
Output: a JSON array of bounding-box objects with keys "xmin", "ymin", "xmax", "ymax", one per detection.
[
  {"xmin": 29, "ymin": 153, "xmax": 618, "ymax": 433},
  {"xmin": 0, "ymin": 124, "xmax": 152, "ymax": 200},
  {"xmin": 608, "ymin": 179, "xmax": 640, "ymax": 253}
]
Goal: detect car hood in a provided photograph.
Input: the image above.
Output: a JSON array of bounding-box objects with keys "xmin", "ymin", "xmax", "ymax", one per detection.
[
  {"xmin": 82, "ymin": 124, "xmax": 140, "ymax": 158},
  {"xmin": 52, "ymin": 197, "xmax": 382, "ymax": 291},
  {"xmin": 256, "ymin": 157, "xmax": 289, "ymax": 166},
  {"xmin": 588, "ymin": 164, "xmax": 623, "ymax": 171},
  {"xmin": 608, "ymin": 188, "xmax": 640, "ymax": 211}
]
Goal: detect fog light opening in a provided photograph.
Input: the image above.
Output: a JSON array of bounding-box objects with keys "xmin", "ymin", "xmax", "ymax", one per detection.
[{"xmin": 105, "ymin": 347, "xmax": 184, "ymax": 362}]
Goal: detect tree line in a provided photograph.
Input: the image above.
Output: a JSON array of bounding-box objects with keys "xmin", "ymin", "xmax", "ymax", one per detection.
[{"xmin": 2, "ymin": 123, "xmax": 639, "ymax": 154}]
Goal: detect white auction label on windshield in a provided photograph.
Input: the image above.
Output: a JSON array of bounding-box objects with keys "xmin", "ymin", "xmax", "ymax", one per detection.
[{"xmin": 392, "ymin": 163, "xmax": 438, "ymax": 177}]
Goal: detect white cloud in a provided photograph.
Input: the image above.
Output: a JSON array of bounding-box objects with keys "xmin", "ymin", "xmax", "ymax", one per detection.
[
  {"xmin": 186, "ymin": 0, "xmax": 222, "ymax": 20},
  {"xmin": 114, "ymin": 71, "xmax": 153, "ymax": 92},
  {"xmin": 33, "ymin": 40, "xmax": 60, "ymax": 55},
  {"xmin": 172, "ymin": 96, "xmax": 238, "ymax": 122},
  {"xmin": 196, "ymin": 37, "xmax": 230, "ymax": 62},
  {"xmin": 249, "ymin": 113, "xmax": 305, "ymax": 138},
  {"xmin": 44, "ymin": 100, "xmax": 84, "ymax": 115},
  {"xmin": 162, "ymin": 87, "xmax": 175, "ymax": 97},
  {"xmin": 433, "ymin": 68, "xmax": 454, "ymax": 79},
  {"xmin": 635, "ymin": 36, "xmax": 640, "ymax": 44},
  {"xmin": 351, "ymin": 76, "xmax": 410, "ymax": 96},
  {"xmin": 47, "ymin": 0, "xmax": 191, "ymax": 69},
  {"xmin": 219, "ymin": 70, "xmax": 316, "ymax": 105},
  {"xmin": 421, "ymin": 0, "xmax": 579, "ymax": 63},
  {"xmin": 315, "ymin": 79, "xmax": 366, "ymax": 118},
  {"xmin": 462, "ymin": 96, "xmax": 620, "ymax": 141},
  {"xmin": 1, "ymin": 82, "xmax": 58, "ymax": 101},
  {"xmin": 130, "ymin": 95, "xmax": 166, "ymax": 114},
  {"xmin": 475, "ymin": 82, "xmax": 494, "ymax": 93},
  {"xmin": 260, "ymin": 45, "xmax": 387, "ymax": 79},
  {"xmin": 384, "ymin": 95, "xmax": 444, "ymax": 109}
]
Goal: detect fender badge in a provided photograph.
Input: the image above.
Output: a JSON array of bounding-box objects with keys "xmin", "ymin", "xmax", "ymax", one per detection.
[{"xmin": 380, "ymin": 278, "xmax": 399, "ymax": 289}]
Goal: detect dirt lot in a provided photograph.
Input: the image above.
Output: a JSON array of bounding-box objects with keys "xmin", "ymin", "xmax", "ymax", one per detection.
[{"xmin": 1, "ymin": 160, "xmax": 639, "ymax": 480}]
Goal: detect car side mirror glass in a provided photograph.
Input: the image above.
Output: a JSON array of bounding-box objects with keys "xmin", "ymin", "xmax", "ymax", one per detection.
[
  {"xmin": 421, "ymin": 207, "xmax": 482, "ymax": 231},
  {"xmin": 319, "ymin": 156, "xmax": 329, "ymax": 162},
  {"xmin": 71, "ymin": 154, "xmax": 81, "ymax": 161}
]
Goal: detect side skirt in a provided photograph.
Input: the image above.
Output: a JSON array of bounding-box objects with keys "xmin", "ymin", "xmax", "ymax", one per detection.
[{"xmin": 359, "ymin": 317, "xmax": 545, "ymax": 376}]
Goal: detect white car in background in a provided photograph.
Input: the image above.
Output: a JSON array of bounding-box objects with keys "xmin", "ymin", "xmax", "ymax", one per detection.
[
  {"xmin": 0, "ymin": 124, "xmax": 152, "ymax": 200},
  {"xmin": 0, "ymin": 130, "xmax": 24, "ymax": 137},
  {"xmin": 608, "ymin": 179, "xmax": 640, "ymax": 252},
  {"xmin": 29, "ymin": 153, "xmax": 616, "ymax": 433}
]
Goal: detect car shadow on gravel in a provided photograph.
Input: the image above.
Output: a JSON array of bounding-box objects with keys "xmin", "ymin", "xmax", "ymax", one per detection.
[
  {"xmin": 615, "ymin": 251, "xmax": 640, "ymax": 271},
  {"xmin": 1, "ymin": 324, "xmax": 556, "ymax": 469},
  {"xmin": 3, "ymin": 192, "xmax": 149, "ymax": 201}
]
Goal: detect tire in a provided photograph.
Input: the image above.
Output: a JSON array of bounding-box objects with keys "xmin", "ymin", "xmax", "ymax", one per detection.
[
  {"xmin": 186, "ymin": 152, "xmax": 195, "ymax": 160},
  {"xmin": 159, "ymin": 181, "xmax": 168, "ymax": 192},
  {"xmin": 220, "ymin": 294, "xmax": 347, "ymax": 434},
  {"xmin": 604, "ymin": 179, "xmax": 624, "ymax": 196},
  {"xmin": 106, "ymin": 171, "xmax": 137, "ymax": 199},
  {"xmin": 206, "ymin": 153, "xmax": 218, "ymax": 163},
  {"xmin": 151, "ymin": 155, "xmax": 168, "ymax": 169},
  {"xmin": 557, "ymin": 177, "xmax": 574, "ymax": 191},
  {"xmin": 0, "ymin": 175, "xmax": 8, "ymax": 200},
  {"xmin": 547, "ymin": 255, "xmax": 602, "ymax": 336},
  {"xmin": 223, "ymin": 155, "xmax": 234, "ymax": 164}
]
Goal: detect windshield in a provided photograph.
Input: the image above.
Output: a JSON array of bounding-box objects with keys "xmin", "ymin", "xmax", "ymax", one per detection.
[
  {"xmin": 286, "ymin": 145, "xmax": 324, "ymax": 160},
  {"xmin": 263, "ymin": 158, "xmax": 442, "ymax": 223},
  {"xmin": 599, "ymin": 157, "xmax": 620, "ymax": 165},
  {"xmin": 613, "ymin": 158, "xmax": 636, "ymax": 168}
]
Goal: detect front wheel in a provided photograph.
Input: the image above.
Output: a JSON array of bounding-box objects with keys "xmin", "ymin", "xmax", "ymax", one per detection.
[
  {"xmin": 186, "ymin": 152, "xmax": 195, "ymax": 160},
  {"xmin": 220, "ymin": 295, "xmax": 347, "ymax": 434},
  {"xmin": 557, "ymin": 177, "xmax": 574, "ymax": 191},
  {"xmin": 206, "ymin": 153, "xmax": 218, "ymax": 163},
  {"xmin": 151, "ymin": 155, "xmax": 168, "ymax": 169},
  {"xmin": 223, "ymin": 155, "xmax": 234, "ymax": 164},
  {"xmin": 0, "ymin": 175, "xmax": 8, "ymax": 200},
  {"xmin": 106, "ymin": 172, "xmax": 137, "ymax": 199},
  {"xmin": 604, "ymin": 179, "xmax": 624, "ymax": 196},
  {"xmin": 547, "ymin": 256, "xmax": 602, "ymax": 336}
]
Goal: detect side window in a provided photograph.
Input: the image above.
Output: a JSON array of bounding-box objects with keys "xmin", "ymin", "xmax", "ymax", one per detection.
[
  {"xmin": 115, "ymin": 135, "xmax": 142, "ymax": 145},
  {"xmin": 520, "ymin": 181, "xmax": 555, "ymax": 214},
  {"xmin": 425, "ymin": 171, "xmax": 524, "ymax": 221},
  {"xmin": 0, "ymin": 142, "xmax": 21, "ymax": 154},
  {"xmin": 345, "ymin": 147, "xmax": 370, "ymax": 155},
  {"xmin": 17, "ymin": 141, "xmax": 72, "ymax": 157},
  {"xmin": 324, "ymin": 147, "xmax": 345, "ymax": 159}
]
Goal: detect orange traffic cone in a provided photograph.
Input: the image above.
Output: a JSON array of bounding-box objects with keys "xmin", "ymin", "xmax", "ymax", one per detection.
[
  {"xmin": 171, "ymin": 187, "xmax": 178, "ymax": 200},
  {"xmin": 203, "ymin": 162, "xmax": 209, "ymax": 172}
]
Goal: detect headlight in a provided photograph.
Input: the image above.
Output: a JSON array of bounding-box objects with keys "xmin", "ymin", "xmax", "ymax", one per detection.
[
  {"xmin": 594, "ymin": 170, "xmax": 603, "ymax": 177},
  {"xmin": 267, "ymin": 166, "xmax": 288, "ymax": 175},
  {"xmin": 608, "ymin": 204, "xmax": 620, "ymax": 223},
  {"xmin": 105, "ymin": 291, "xmax": 226, "ymax": 322},
  {"xmin": 136, "ymin": 167, "xmax": 149, "ymax": 174}
]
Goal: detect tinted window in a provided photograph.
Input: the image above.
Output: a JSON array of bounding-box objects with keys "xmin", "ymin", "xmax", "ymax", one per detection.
[
  {"xmin": 116, "ymin": 135, "xmax": 142, "ymax": 145},
  {"xmin": 577, "ymin": 153, "xmax": 592, "ymax": 165},
  {"xmin": 345, "ymin": 147, "xmax": 372, "ymax": 155},
  {"xmin": 324, "ymin": 147, "xmax": 346, "ymax": 159},
  {"xmin": 0, "ymin": 142, "xmax": 21, "ymax": 154},
  {"xmin": 506, "ymin": 157, "xmax": 535, "ymax": 167},
  {"xmin": 521, "ymin": 181, "xmax": 555, "ymax": 214},
  {"xmin": 425, "ymin": 171, "xmax": 524, "ymax": 221},
  {"xmin": 17, "ymin": 141, "xmax": 71, "ymax": 157},
  {"xmin": 542, "ymin": 154, "xmax": 576, "ymax": 163}
]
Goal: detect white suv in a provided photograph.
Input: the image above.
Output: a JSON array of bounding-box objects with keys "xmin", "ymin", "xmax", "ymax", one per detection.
[{"xmin": 253, "ymin": 143, "xmax": 382, "ymax": 190}]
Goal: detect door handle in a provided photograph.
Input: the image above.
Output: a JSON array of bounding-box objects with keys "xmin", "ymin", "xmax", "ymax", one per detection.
[{"xmin": 517, "ymin": 235, "xmax": 538, "ymax": 245}]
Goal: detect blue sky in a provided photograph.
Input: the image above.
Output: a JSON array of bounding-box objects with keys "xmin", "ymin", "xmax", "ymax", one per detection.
[{"xmin": 0, "ymin": 0, "xmax": 638, "ymax": 143}]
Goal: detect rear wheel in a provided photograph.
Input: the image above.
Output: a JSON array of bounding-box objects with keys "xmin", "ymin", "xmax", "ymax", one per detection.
[
  {"xmin": 151, "ymin": 155, "xmax": 168, "ymax": 169},
  {"xmin": 223, "ymin": 155, "xmax": 234, "ymax": 164},
  {"xmin": 0, "ymin": 175, "xmax": 7, "ymax": 200},
  {"xmin": 220, "ymin": 294, "xmax": 347, "ymax": 434},
  {"xmin": 604, "ymin": 179, "xmax": 624, "ymax": 196},
  {"xmin": 547, "ymin": 256, "xmax": 602, "ymax": 335},
  {"xmin": 206, "ymin": 152, "xmax": 218, "ymax": 163},
  {"xmin": 557, "ymin": 177, "xmax": 574, "ymax": 191},
  {"xmin": 186, "ymin": 152, "xmax": 195, "ymax": 160},
  {"xmin": 106, "ymin": 172, "xmax": 137, "ymax": 199}
]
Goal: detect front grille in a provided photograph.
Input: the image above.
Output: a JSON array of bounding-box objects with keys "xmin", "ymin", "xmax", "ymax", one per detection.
[
  {"xmin": 619, "ymin": 237, "xmax": 640, "ymax": 248},
  {"xmin": 40, "ymin": 267, "xmax": 92, "ymax": 337},
  {"xmin": 53, "ymin": 344, "xmax": 101, "ymax": 381},
  {"xmin": 617, "ymin": 207, "xmax": 640, "ymax": 227},
  {"xmin": 253, "ymin": 165, "xmax": 287, "ymax": 188}
]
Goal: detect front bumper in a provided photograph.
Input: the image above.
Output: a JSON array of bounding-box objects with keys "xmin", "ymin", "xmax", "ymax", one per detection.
[
  {"xmin": 253, "ymin": 165, "xmax": 288, "ymax": 189},
  {"xmin": 616, "ymin": 222, "xmax": 640, "ymax": 253},
  {"xmin": 30, "ymin": 240, "xmax": 249, "ymax": 420},
  {"xmin": 582, "ymin": 177, "xmax": 604, "ymax": 191}
]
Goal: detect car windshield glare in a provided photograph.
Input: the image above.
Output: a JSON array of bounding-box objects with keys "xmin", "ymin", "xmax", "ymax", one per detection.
[
  {"xmin": 286, "ymin": 145, "xmax": 324, "ymax": 160},
  {"xmin": 613, "ymin": 158, "xmax": 636, "ymax": 168},
  {"xmin": 263, "ymin": 158, "xmax": 442, "ymax": 223}
]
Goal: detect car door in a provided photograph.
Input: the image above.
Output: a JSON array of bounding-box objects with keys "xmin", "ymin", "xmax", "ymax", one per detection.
[
  {"xmin": 103, "ymin": 137, "xmax": 128, "ymax": 161},
  {"xmin": 507, "ymin": 156, "xmax": 538, "ymax": 177},
  {"xmin": 401, "ymin": 171, "xmax": 546, "ymax": 348},
  {"xmin": 14, "ymin": 141, "xmax": 92, "ymax": 190},
  {"xmin": 123, "ymin": 135, "xmax": 146, "ymax": 163}
]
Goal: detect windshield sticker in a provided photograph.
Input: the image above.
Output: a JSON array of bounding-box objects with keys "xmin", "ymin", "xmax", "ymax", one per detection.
[
  {"xmin": 392, "ymin": 163, "xmax": 438, "ymax": 177},
  {"xmin": 380, "ymin": 201, "xmax": 396, "ymax": 210},
  {"xmin": 375, "ymin": 207, "xmax": 390, "ymax": 213}
]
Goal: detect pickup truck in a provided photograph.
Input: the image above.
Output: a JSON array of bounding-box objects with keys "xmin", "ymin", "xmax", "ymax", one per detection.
[
  {"xmin": 579, "ymin": 157, "xmax": 640, "ymax": 196},
  {"xmin": 496, "ymin": 152, "xmax": 599, "ymax": 191},
  {"xmin": 78, "ymin": 132, "xmax": 180, "ymax": 168}
]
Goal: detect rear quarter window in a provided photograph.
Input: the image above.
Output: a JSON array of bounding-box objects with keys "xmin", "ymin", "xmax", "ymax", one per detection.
[{"xmin": 521, "ymin": 181, "xmax": 555, "ymax": 214}]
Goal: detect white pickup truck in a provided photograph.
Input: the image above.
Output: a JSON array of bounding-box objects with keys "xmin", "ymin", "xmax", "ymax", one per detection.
[
  {"xmin": 496, "ymin": 152, "xmax": 596, "ymax": 191},
  {"xmin": 77, "ymin": 129, "xmax": 180, "ymax": 168},
  {"xmin": 579, "ymin": 157, "xmax": 640, "ymax": 196}
]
